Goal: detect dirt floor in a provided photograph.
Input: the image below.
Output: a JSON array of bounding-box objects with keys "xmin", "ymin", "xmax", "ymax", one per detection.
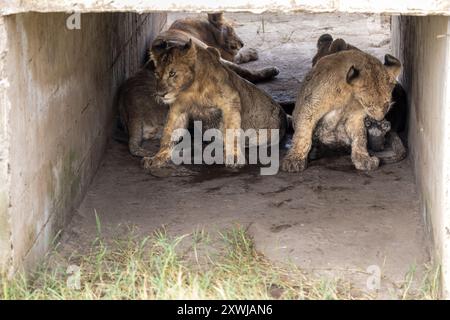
[{"xmin": 60, "ymin": 13, "xmax": 429, "ymax": 298}]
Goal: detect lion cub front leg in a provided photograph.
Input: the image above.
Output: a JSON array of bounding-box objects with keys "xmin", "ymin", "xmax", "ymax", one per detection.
[
  {"xmin": 221, "ymin": 94, "xmax": 245, "ymax": 168},
  {"xmin": 220, "ymin": 59, "xmax": 279, "ymax": 83},
  {"xmin": 282, "ymin": 101, "xmax": 331, "ymax": 172},
  {"xmin": 347, "ymin": 114, "xmax": 380, "ymax": 171},
  {"xmin": 281, "ymin": 115, "xmax": 316, "ymax": 173},
  {"xmin": 128, "ymin": 123, "xmax": 154, "ymax": 158},
  {"xmin": 142, "ymin": 104, "xmax": 188, "ymax": 171}
]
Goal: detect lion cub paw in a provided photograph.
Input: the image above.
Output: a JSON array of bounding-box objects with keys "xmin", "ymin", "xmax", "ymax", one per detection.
[
  {"xmin": 141, "ymin": 154, "xmax": 170, "ymax": 171},
  {"xmin": 281, "ymin": 154, "xmax": 307, "ymax": 173},
  {"xmin": 260, "ymin": 67, "xmax": 280, "ymax": 80},
  {"xmin": 224, "ymin": 157, "xmax": 246, "ymax": 169},
  {"xmin": 141, "ymin": 157, "xmax": 154, "ymax": 172},
  {"xmin": 235, "ymin": 47, "xmax": 259, "ymax": 64},
  {"xmin": 225, "ymin": 162, "xmax": 245, "ymax": 169},
  {"xmin": 352, "ymin": 154, "xmax": 380, "ymax": 171}
]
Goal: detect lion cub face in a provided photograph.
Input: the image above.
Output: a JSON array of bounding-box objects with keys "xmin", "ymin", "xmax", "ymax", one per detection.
[
  {"xmin": 207, "ymin": 13, "xmax": 244, "ymax": 61},
  {"xmin": 151, "ymin": 37, "xmax": 196, "ymax": 104},
  {"xmin": 346, "ymin": 54, "xmax": 401, "ymax": 121}
]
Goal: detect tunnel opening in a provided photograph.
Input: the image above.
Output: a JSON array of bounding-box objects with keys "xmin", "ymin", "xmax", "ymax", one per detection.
[{"xmin": 0, "ymin": 9, "xmax": 449, "ymax": 298}]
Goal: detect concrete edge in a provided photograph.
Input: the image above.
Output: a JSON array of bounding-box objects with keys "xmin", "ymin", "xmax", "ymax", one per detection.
[
  {"xmin": 0, "ymin": 15, "xmax": 13, "ymax": 275},
  {"xmin": 441, "ymin": 19, "xmax": 450, "ymax": 299},
  {"xmin": 1, "ymin": 1, "xmax": 450, "ymax": 16}
]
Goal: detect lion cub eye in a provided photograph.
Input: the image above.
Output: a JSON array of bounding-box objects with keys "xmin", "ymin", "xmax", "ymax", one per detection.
[{"xmin": 169, "ymin": 70, "xmax": 176, "ymax": 78}]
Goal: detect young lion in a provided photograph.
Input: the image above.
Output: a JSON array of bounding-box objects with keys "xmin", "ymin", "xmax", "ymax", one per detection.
[
  {"xmin": 142, "ymin": 31, "xmax": 287, "ymax": 170},
  {"xmin": 311, "ymin": 34, "xmax": 408, "ymax": 163},
  {"xmin": 282, "ymin": 50, "xmax": 401, "ymax": 172},
  {"xmin": 117, "ymin": 65, "xmax": 221, "ymax": 157},
  {"xmin": 169, "ymin": 12, "xmax": 258, "ymax": 64}
]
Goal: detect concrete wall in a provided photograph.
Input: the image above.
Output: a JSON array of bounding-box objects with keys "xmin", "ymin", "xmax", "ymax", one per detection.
[
  {"xmin": 0, "ymin": 16, "xmax": 12, "ymax": 273},
  {"xmin": 392, "ymin": 15, "xmax": 450, "ymax": 298},
  {"xmin": 1, "ymin": 0, "xmax": 450, "ymax": 15},
  {"xmin": 0, "ymin": 12, "xmax": 166, "ymax": 272}
]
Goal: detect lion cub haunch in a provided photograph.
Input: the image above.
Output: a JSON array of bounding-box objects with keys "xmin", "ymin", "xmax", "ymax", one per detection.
[
  {"xmin": 282, "ymin": 50, "xmax": 401, "ymax": 173},
  {"xmin": 170, "ymin": 12, "xmax": 257, "ymax": 64},
  {"xmin": 143, "ymin": 32, "xmax": 287, "ymax": 170},
  {"xmin": 117, "ymin": 68, "xmax": 168, "ymax": 157}
]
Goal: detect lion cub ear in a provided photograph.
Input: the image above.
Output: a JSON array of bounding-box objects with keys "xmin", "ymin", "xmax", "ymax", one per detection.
[
  {"xmin": 151, "ymin": 38, "xmax": 168, "ymax": 53},
  {"xmin": 329, "ymin": 38, "xmax": 348, "ymax": 54},
  {"xmin": 145, "ymin": 58, "xmax": 156, "ymax": 71},
  {"xmin": 182, "ymin": 38, "xmax": 193, "ymax": 51},
  {"xmin": 384, "ymin": 54, "xmax": 401, "ymax": 79},
  {"xmin": 208, "ymin": 12, "xmax": 224, "ymax": 27},
  {"xmin": 206, "ymin": 46, "xmax": 221, "ymax": 60},
  {"xmin": 346, "ymin": 65, "xmax": 362, "ymax": 86},
  {"xmin": 317, "ymin": 34, "xmax": 333, "ymax": 49}
]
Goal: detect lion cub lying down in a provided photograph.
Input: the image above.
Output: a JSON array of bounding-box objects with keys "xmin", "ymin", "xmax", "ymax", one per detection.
[
  {"xmin": 170, "ymin": 12, "xmax": 258, "ymax": 64},
  {"xmin": 142, "ymin": 32, "xmax": 287, "ymax": 170},
  {"xmin": 168, "ymin": 12, "xmax": 279, "ymax": 83},
  {"xmin": 282, "ymin": 49, "xmax": 401, "ymax": 172}
]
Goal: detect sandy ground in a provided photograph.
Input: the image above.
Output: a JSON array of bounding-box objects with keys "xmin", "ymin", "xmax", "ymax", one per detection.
[{"xmin": 60, "ymin": 13, "xmax": 429, "ymax": 298}]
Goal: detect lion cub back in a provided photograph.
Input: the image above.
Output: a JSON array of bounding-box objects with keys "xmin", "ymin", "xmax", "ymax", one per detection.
[{"xmin": 117, "ymin": 68, "xmax": 169, "ymax": 157}]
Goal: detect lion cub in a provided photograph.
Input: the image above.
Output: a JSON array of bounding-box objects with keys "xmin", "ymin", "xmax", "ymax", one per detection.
[
  {"xmin": 142, "ymin": 31, "xmax": 287, "ymax": 170},
  {"xmin": 170, "ymin": 12, "xmax": 258, "ymax": 64},
  {"xmin": 282, "ymin": 50, "xmax": 401, "ymax": 172},
  {"xmin": 117, "ymin": 65, "xmax": 222, "ymax": 158},
  {"xmin": 168, "ymin": 12, "xmax": 278, "ymax": 83},
  {"xmin": 311, "ymin": 34, "xmax": 407, "ymax": 163}
]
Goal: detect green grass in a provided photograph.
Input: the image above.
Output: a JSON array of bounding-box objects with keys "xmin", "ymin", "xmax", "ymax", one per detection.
[
  {"xmin": 0, "ymin": 226, "xmax": 441, "ymax": 300},
  {"xmin": 400, "ymin": 263, "xmax": 441, "ymax": 300}
]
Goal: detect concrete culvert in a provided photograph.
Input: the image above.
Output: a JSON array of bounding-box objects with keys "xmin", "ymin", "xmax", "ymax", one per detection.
[{"xmin": 0, "ymin": 1, "xmax": 449, "ymax": 299}]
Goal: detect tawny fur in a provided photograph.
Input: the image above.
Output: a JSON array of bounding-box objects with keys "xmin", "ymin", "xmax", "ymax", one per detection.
[
  {"xmin": 167, "ymin": 13, "xmax": 278, "ymax": 83},
  {"xmin": 117, "ymin": 67, "xmax": 168, "ymax": 157},
  {"xmin": 310, "ymin": 34, "xmax": 407, "ymax": 163},
  {"xmin": 143, "ymin": 33, "xmax": 287, "ymax": 170},
  {"xmin": 282, "ymin": 49, "xmax": 401, "ymax": 172},
  {"xmin": 169, "ymin": 13, "xmax": 258, "ymax": 64},
  {"xmin": 312, "ymin": 34, "xmax": 359, "ymax": 67},
  {"xmin": 118, "ymin": 13, "xmax": 278, "ymax": 158}
]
